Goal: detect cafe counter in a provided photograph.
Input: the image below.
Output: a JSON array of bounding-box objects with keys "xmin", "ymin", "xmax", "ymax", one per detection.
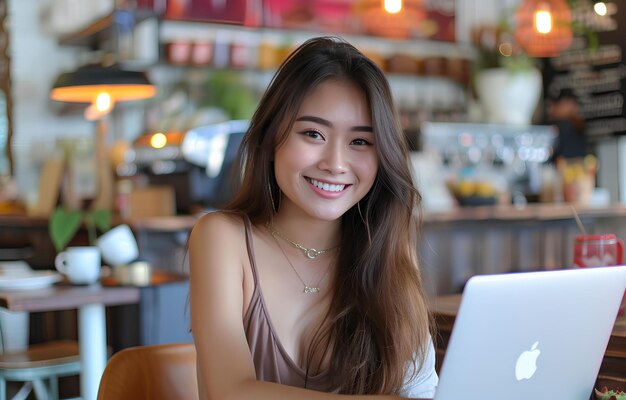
[
  {"xmin": 420, "ymin": 203, "xmax": 626, "ymax": 295},
  {"xmin": 2, "ymin": 203, "xmax": 626, "ymax": 295}
]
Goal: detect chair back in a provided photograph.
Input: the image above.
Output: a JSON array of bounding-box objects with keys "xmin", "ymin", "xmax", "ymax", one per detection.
[{"xmin": 97, "ymin": 343, "xmax": 198, "ymax": 400}]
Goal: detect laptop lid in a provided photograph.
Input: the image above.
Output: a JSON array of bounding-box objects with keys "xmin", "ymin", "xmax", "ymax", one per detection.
[{"xmin": 435, "ymin": 266, "xmax": 626, "ymax": 400}]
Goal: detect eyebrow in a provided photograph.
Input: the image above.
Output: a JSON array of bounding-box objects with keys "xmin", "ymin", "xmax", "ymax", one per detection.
[{"xmin": 296, "ymin": 115, "xmax": 373, "ymax": 133}]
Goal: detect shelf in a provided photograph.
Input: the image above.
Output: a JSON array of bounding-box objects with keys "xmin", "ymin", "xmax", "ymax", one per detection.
[
  {"xmin": 56, "ymin": 11, "xmax": 476, "ymax": 60},
  {"xmin": 57, "ymin": 9, "xmax": 159, "ymax": 47},
  {"xmin": 153, "ymin": 21, "xmax": 473, "ymax": 86},
  {"xmin": 158, "ymin": 19, "xmax": 476, "ymax": 59},
  {"xmin": 58, "ymin": 13, "xmax": 116, "ymax": 47},
  {"xmin": 148, "ymin": 61, "xmax": 467, "ymax": 85}
]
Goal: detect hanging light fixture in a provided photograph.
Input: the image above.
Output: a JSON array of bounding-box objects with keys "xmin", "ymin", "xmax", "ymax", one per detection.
[
  {"xmin": 50, "ymin": 63, "xmax": 156, "ymax": 211},
  {"xmin": 515, "ymin": 0, "xmax": 573, "ymax": 57},
  {"xmin": 51, "ymin": 64, "xmax": 156, "ymax": 109},
  {"xmin": 359, "ymin": 0, "xmax": 425, "ymax": 39}
]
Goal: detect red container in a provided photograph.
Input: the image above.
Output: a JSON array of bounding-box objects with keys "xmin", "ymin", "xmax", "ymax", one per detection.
[
  {"xmin": 574, "ymin": 233, "xmax": 625, "ymax": 315},
  {"xmin": 574, "ymin": 234, "xmax": 623, "ymax": 268}
]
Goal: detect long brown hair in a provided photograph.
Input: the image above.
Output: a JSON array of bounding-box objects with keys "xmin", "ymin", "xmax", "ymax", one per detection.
[{"xmin": 226, "ymin": 36, "xmax": 433, "ymax": 394}]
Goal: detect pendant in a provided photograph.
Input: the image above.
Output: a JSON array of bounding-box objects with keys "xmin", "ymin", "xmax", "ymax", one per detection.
[
  {"xmin": 303, "ymin": 286, "xmax": 320, "ymax": 294},
  {"xmin": 305, "ymin": 248, "xmax": 320, "ymax": 259}
]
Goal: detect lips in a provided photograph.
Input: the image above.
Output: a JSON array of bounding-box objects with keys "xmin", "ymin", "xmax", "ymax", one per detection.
[{"xmin": 306, "ymin": 177, "xmax": 349, "ymax": 193}]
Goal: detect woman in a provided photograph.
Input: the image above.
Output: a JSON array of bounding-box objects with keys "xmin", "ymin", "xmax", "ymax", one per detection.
[{"xmin": 189, "ymin": 36, "xmax": 437, "ymax": 399}]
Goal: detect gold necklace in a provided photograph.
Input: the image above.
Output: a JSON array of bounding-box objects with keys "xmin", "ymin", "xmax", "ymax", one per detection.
[
  {"xmin": 267, "ymin": 224, "xmax": 340, "ymax": 260},
  {"xmin": 269, "ymin": 230, "xmax": 331, "ymax": 294}
]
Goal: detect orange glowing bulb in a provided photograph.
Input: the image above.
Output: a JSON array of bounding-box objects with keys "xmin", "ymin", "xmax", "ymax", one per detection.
[
  {"xmin": 150, "ymin": 132, "xmax": 167, "ymax": 149},
  {"xmin": 535, "ymin": 9, "xmax": 553, "ymax": 34},
  {"xmin": 95, "ymin": 92, "xmax": 112, "ymax": 113},
  {"xmin": 384, "ymin": 0, "xmax": 402, "ymax": 14}
]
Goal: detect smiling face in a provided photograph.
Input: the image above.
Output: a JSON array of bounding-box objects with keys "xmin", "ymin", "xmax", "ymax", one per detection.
[{"xmin": 273, "ymin": 79, "xmax": 378, "ymax": 222}]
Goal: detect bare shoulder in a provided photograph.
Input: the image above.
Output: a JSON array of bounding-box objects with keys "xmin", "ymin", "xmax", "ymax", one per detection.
[
  {"xmin": 190, "ymin": 211, "xmax": 246, "ymax": 245},
  {"xmin": 193, "ymin": 210, "xmax": 244, "ymax": 232},
  {"xmin": 188, "ymin": 211, "xmax": 249, "ymax": 276}
]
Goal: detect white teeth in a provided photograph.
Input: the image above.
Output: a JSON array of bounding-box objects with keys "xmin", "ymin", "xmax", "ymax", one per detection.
[{"xmin": 308, "ymin": 178, "xmax": 345, "ymax": 192}]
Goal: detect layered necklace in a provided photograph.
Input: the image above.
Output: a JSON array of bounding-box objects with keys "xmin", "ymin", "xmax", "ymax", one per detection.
[
  {"xmin": 267, "ymin": 224, "xmax": 339, "ymax": 294},
  {"xmin": 266, "ymin": 224, "xmax": 340, "ymax": 260}
]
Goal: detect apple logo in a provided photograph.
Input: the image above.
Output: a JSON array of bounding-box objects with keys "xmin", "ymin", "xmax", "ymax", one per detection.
[{"xmin": 515, "ymin": 341, "xmax": 541, "ymax": 381}]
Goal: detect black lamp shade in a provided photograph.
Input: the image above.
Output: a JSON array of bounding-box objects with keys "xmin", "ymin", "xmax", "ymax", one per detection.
[{"xmin": 50, "ymin": 64, "xmax": 156, "ymax": 103}]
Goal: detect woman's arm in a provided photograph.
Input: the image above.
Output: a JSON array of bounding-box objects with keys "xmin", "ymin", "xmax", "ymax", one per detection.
[{"xmin": 189, "ymin": 212, "xmax": 426, "ymax": 400}]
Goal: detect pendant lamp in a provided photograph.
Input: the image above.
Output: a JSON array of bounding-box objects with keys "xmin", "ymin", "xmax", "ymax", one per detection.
[
  {"xmin": 359, "ymin": 0, "xmax": 425, "ymax": 39},
  {"xmin": 50, "ymin": 64, "xmax": 156, "ymax": 211},
  {"xmin": 51, "ymin": 64, "xmax": 156, "ymax": 105},
  {"xmin": 515, "ymin": 0, "xmax": 573, "ymax": 58}
]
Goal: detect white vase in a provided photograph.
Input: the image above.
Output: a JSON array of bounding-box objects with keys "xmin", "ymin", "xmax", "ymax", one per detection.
[{"xmin": 475, "ymin": 67, "xmax": 542, "ymax": 125}]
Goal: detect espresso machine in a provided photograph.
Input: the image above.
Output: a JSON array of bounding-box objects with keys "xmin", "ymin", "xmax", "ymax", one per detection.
[{"xmin": 131, "ymin": 120, "xmax": 248, "ymax": 213}]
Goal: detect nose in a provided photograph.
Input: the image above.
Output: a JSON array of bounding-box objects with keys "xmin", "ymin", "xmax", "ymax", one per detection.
[{"xmin": 318, "ymin": 142, "xmax": 348, "ymax": 174}]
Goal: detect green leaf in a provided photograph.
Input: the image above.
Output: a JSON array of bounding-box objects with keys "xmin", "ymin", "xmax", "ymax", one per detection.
[
  {"xmin": 91, "ymin": 209, "xmax": 112, "ymax": 233},
  {"xmin": 49, "ymin": 208, "xmax": 82, "ymax": 252}
]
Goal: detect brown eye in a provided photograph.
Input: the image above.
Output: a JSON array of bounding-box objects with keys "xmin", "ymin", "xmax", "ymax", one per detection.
[
  {"xmin": 301, "ymin": 129, "xmax": 324, "ymax": 140},
  {"xmin": 351, "ymin": 138, "xmax": 372, "ymax": 146}
]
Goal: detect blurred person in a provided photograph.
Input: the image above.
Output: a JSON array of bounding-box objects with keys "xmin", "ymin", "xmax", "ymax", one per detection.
[
  {"xmin": 188, "ymin": 37, "xmax": 437, "ymax": 399},
  {"xmin": 548, "ymin": 89, "xmax": 588, "ymax": 161}
]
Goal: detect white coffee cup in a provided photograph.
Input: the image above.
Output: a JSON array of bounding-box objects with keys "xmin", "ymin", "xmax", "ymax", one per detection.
[
  {"xmin": 54, "ymin": 246, "xmax": 101, "ymax": 284},
  {"xmin": 97, "ymin": 224, "xmax": 139, "ymax": 267}
]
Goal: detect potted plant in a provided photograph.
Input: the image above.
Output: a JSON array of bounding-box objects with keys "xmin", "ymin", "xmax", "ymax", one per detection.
[
  {"xmin": 471, "ymin": 0, "xmax": 598, "ymax": 125},
  {"xmin": 49, "ymin": 207, "xmax": 112, "ymax": 253},
  {"xmin": 49, "ymin": 206, "xmax": 112, "ymax": 284},
  {"xmin": 471, "ymin": 17, "xmax": 543, "ymax": 125}
]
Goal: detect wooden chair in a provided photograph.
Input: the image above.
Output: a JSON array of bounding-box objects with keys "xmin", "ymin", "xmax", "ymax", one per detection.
[
  {"xmin": 97, "ymin": 343, "xmax": 198, "ymax": 400},
  {"xmin": 0, "ymin": 340, "xmax": 81, "ymax": 400}
]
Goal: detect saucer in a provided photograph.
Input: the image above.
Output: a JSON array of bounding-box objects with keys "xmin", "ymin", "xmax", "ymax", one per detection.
[{"xmin": 0, "ymin": 271, "xmax": 62, "ymax": 291}]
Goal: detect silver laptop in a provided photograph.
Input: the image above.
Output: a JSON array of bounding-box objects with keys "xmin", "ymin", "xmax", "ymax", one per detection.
[{"xmin": 435, "ymin": 266, "xmax": 626, "ymax": 400}]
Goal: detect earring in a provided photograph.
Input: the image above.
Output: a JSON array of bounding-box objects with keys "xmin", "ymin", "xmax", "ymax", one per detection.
[
  {"xmin": 268, "ymin": 178, "xmax": 281, "ymax": 212},
  {"xmin": 358, "ymin": 201, "xmax": 372, "ymax": 243},
  {"xmin": 268, "ymin": 180, "xmax": 276, "ymax": 212},
  {"xmin": 357, "ymin": 201, "xmax": 366, "ymax": 224}
]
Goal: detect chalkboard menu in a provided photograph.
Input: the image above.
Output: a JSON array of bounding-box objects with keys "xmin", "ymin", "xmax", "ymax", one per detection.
[{"xmin": 542, "ymin": 2, "xmax": 625, "ymax": 139}]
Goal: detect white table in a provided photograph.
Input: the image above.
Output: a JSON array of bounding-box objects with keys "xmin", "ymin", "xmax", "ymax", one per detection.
[{"xmin": 0, "ymin": 284, "xmax": 140, "ymax": 400}]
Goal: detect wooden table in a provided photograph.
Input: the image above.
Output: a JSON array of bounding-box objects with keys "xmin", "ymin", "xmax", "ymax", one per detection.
[
  {"xmin": 0, "ymin": 284, "xmax": 140, "ymax": 400},
  {"xmin": 431, "ymin": 295, "xmax": 626, "ymax": 389}
]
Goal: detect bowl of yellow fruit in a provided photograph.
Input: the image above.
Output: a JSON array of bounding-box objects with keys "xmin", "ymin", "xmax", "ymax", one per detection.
[{"xmin": 448, "ymin": 179, "xmax": 498, "ymax": 207}]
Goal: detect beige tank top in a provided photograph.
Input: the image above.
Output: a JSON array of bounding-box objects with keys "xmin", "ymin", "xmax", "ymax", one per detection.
[{"xmin": 242, "ymin": 217, "xmax": 337, "ymax": 392}]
